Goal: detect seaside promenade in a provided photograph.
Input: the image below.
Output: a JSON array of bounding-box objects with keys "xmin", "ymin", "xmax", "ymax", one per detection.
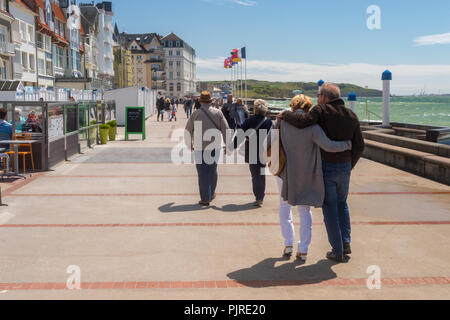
[{"xmin": 0, "ymin": 116, "xmax": 449, "ymax": 300}]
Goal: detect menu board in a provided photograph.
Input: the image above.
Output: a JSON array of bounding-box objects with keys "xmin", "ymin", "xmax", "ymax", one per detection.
[
  {"xmin": 125, "ymin": 106, "xmax": 146, "ymax": 141},
  {"xmin": 49, "ymin": 115, "xmax": 64, "ymax": 139}
]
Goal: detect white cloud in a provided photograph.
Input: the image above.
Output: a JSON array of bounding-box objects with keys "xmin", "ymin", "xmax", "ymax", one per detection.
[
  {"xmin": 229, "ymin": 0, "xmax": 257, "ymax": 6},
  {"xmin": 201, "ymin": 0, "xmax": 257, "ymax": 7},
  {"xmin": 413, "ymin": 32, "xmax": 450, "ymax": 46},
  {"xmin": 197, "ymin": 57, "xmax": 450, "ymax": 95}
]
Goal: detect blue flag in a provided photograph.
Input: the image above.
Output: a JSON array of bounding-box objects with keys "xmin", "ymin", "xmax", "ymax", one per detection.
[{"xmin": 241, "ymin": 47, "xmax": 246, "ymax": 59}]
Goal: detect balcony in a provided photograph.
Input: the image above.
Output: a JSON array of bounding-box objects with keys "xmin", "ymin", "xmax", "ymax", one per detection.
[{"xmin": 0, "ymin": 42, "xmax": 15, "ymax": 56}]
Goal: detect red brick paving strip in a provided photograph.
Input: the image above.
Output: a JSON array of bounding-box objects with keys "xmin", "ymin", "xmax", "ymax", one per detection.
[
  {"xmin": 0, "ymin": 277, "xmax": 448, "ymax": 291},
  {"xmin": 0, "ymin": 221, "xmax": 449, "ymax": 228},
  {"xmin": 6, "ymin": 192, "xmax": 450, "ymax": 198}
]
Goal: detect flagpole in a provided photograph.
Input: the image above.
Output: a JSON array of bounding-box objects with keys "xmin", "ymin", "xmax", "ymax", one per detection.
[
  {"xmin": 240, "ymin": 60, "xmax": 243, "ymax": 99},
  {"xmin": 245, "ymin": 47, "xmax": 247, "ymax": 107}
]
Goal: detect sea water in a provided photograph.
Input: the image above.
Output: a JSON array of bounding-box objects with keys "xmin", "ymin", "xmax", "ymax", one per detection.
[{"xmin": 267, "ymin": 96, "xmax": 450, "ymax": 127}]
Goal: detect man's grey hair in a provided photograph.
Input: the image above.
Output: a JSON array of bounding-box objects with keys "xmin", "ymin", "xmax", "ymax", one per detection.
[{"xmin": 320, "ymin": 83, "xmax": 341, "ymax": 101}]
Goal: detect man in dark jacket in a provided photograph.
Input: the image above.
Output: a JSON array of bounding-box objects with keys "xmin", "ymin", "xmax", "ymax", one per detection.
[
  {"xmin": 278, "ymin": 83, "xmax": 365, "ymax": 263},
  {"xmin": 221, "ymin": 95, "xmax": 235, "ymax": 130},
  {"xmin": 156, "ymin": 96, "xmax": 165, "ymax": 122}
]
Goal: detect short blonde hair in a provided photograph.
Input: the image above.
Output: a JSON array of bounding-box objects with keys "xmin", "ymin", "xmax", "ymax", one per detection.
[
  {"xmin": 253, "ymin": 99, "xmax": 268, "ymax": 116},
  {"xmin": 290, "ymin": 94, "xmax": 313, "ymax": 111}
]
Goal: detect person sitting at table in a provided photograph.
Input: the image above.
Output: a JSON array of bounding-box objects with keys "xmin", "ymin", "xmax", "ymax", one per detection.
[
  {"xmin": 11, "ymin": 110, "xmax": 26, "ymax": 133},
  {"xmin": 0, "ymin": 108, "xmax": 12, "ymax": 149},
  {"xmin": 22, "ymin": 110, "xmax": 43, "ymax": 133}
]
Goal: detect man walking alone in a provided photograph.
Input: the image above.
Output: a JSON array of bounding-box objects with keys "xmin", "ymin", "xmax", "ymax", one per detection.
[{"xmin": 185, "ymin": 91, "xmax": 230, "ymax": 206}]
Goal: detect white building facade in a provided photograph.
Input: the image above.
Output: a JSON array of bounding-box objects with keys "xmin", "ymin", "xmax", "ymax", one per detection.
[
  {"xmin": 161, "ymin": 33, "xmax": 196, "ymax": 98},
  {"xmin": 95, "ymin": 1, "xmax": 114, "ymax": 90},
  {"xmin": 10, "ymin": 0, "xmax": 37, "ymax": 86}
]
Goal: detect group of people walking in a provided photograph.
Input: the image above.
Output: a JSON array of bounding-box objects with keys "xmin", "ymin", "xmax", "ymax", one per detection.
[{"xmin": 183, "ymin": 83, "xmax": 365, "ymax": 263}]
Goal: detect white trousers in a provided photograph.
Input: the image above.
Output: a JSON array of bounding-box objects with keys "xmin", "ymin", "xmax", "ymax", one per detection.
[{"xmin": 276, "ymin": 177, "xmax": 313, "ymax": 254}]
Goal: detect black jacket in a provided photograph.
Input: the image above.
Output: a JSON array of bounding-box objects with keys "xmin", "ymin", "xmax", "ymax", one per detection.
[
  {"xmin": 240, "ymin": 115, "xmax": 273, "ymax": 166},
  {"xmin": 283, "ymin": 98, "xmax": 365, "ymax": 168}
]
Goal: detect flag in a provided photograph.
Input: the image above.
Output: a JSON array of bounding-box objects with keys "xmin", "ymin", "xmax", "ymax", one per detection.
[
  {"xmin": 232, "ymin": 49, "xmax": 241, "ymax": 62},
  {"xmin": 241, "ymin": 47, "xmax": 246, "ymax": 59}
]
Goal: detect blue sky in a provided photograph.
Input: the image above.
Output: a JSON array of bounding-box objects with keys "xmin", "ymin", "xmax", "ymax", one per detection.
[{"xmin": 112, "ymin": 0, "xmax": 450, "ymax": 94}]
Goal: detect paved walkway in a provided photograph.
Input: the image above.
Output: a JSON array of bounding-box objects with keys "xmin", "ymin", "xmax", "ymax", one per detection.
[{"xmin": 0, "ymin": 116, "xmax": 449, "ymax": 300}]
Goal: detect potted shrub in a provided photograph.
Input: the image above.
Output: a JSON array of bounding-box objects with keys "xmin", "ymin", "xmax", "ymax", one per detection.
[
  {"xmin": 99, "ymin": 124, "xmax": 110, "ymax": 144},
  {"xmin": 89, "ymin": 120, "xmax": 97, "ymax": 144},
  {"xmin": 107, "ymin": 120, "xmax": 117, "ymax": 141}
]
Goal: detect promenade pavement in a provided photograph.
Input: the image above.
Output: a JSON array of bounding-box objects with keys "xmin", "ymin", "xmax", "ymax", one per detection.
[{"xmin": 0, "ymin": 115, "xmax": 449, "ymax": 300}]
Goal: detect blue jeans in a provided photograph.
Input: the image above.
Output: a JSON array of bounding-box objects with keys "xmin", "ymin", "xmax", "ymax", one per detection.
[
  {"xmin": 322, "ymin": 162, "xmax": 352, "ymax": 257},
  {"xmin": 186, "ymin": 106, "xmax": 192, "ymax": 118},
  {"xmin": 195, "ymin": 150, "xmax": 219, "ymax": 202},
  {"xmin": 249, "ymin": 164, "xmax": 266, "ymax": 201}
]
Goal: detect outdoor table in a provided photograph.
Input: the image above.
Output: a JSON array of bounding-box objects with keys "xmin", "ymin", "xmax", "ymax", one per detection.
[{"xmin": 0, "ymin": 140, "xmax": 40, "ymax": 179}]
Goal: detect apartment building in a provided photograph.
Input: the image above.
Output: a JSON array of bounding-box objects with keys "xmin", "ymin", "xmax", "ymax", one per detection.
[
  {"xmin": 161, "ymin": 32, "xmax": 196, "ymax": 97},
  {"xmin": 118, "ymin": 32, "xmax": 165, "ymax": 91},
  {"xmin": 34, "ymin": 0, "xmax": 54, "ymax": 87},
  {"xmin": 95, "ymin": 1, "xmax": 114, "ymax": 90},
  {"xmin": 9, "ymin": 0, "xmax": 38, "ymax": 86},
  {"xmin": 0, "ymin": 0, "xmax": 15, "ymax": 80}
]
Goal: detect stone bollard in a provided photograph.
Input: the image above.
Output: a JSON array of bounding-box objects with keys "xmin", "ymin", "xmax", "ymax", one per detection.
[
  {"xmin": 382, "ymin": 70, "xmax": 392, "ymax": 127},
  {"xmin": 348, "ymin": 92, "xmax": 357, "ymax": 112}
]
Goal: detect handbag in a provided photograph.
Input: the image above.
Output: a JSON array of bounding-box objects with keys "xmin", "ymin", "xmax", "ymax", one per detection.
[{"xmin": 267, "ymin": 120, "xmax": 286, "ymax": 177}]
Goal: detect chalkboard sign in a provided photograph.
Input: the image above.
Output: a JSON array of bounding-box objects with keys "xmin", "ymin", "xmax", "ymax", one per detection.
[
  {"xmin": 66, "ymin": 107, "xmax": 78, "ymax": 133},
  {"xmin": 125, "ymin": 106, "xmax": 146, "ymax": 141}
]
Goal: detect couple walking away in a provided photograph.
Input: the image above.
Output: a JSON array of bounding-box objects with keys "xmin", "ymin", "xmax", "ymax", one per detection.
[
  {"xmin": 276, "ymin": 83, "xmax": 365, "ymax": 263},
  {"xmin": 185, "ymin": 83, "xmax": 364, "ymax": 263}
]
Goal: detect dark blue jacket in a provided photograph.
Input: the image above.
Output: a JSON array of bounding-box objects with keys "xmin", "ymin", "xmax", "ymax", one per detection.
[{"xmin": 240, "ymin": 115, "xmax": 273, "ymax": 166}]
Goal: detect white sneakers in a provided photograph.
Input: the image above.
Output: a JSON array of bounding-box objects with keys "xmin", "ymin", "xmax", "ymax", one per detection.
[{"xmin": 283, "ymin": 247, "xmax": 308, "ymax": 262}]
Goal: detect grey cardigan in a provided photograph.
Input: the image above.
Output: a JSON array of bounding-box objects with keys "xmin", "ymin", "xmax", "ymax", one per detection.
[{"xmin": 279, "ymin": 110, "xmax": 352, "ymax": 208}]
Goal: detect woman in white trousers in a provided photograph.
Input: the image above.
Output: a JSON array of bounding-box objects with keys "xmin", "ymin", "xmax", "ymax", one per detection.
[{"xmin": 276, "ymin": 177, "xmax": 312, "ymax": 261}]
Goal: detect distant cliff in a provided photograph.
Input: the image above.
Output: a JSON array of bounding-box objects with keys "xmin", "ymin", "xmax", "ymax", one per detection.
[{"xmin": 205, "ymin": 80, "xmax": 382, "ymax": 99}]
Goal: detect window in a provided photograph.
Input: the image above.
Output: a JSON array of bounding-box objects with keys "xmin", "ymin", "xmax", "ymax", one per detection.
[
  {"xmin": 177, "ymin": 72, "xmax": 180, "ymax": 78},
  {"xmin": 37, "ymin": 33, "xmax": 43, "ymax": 49},
  {"xmin": 176, "ymin": 41, "xmax": 180, "ymax": 47},
  {"xmin": 176, "ymin": 50, "xmax": 180, "ymax": 56},
  {"xmin": 29, "ymin": 54, "xmax": 35, "ymax": 71},
  {"xmin": 55, "ymin": 46, "xmax": 64, "ymax": 68},
  {"xmin": 0, "ymin": 0, "xmax": 7, "ymax": 11},
  {"xmin": 21, "ymin": 52, "xmax": 28, "ymax": 69},
  {"xmin": 46, "ymin": 60, "xmax": 52, "ymax": 76},
  {"xmin": 168, "ymin": 50, "xmax": 172, "ymax": 56},
  {"xmin": 176, "ymin": 61, "xmax": 180, "ymax": 68},
  {"xmin": 169, "ymin": 83, "xmax": 174, "ymax": 91},
  {"xmin": 169, "ymin": 72, "xmax": 173, "ymax": 80},
  {"xmin": 28, "ymin": 26, "xmax": 34, "ymax": 42},
  {"xmin": 55, "ymin": 20, "xmax": 59, "ymax": 35},
  {"xmin": 0, "ymin": 59, "xmax": 7, "ymax": 80},
  {"xmin": 0, "ymin": 25, "xmax": 7, "ymax": 43},
  {"xmin": 177, "ymin": 83, "xmax": 181, "ymax": 92},
  {"xmin": 169, "ymin": 61, "xmax": 173, "ymax": 68},
  {"xmin": 45, "ymin": 36, "xmax": 51, "ymax": 52},
  {"xmin": 20, "ymin": 23, "xmax": 27, "ymax": 40},
  {"xmin": 39, "ymin": 8, "xmax": 45, "ymax": 24},
  {"xmin": 38, "ymin": 58, "xmax": 45, "ymax": 74}
]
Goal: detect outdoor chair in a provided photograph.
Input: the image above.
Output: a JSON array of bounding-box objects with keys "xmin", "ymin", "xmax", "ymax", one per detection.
[{"xmin": 5, "ymin": 133, "xmax": 35, "ymax": 174}]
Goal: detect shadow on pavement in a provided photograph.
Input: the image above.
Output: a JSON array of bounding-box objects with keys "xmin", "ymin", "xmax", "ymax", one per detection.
[
  {"xmin": 158, "ymin": 202, "xmax": 259, "ymax": 213},
  {"xmin": 227, "ymin": 258, "xmax": 338, "ymax": 288},
  {"xmin": 158, "ymin": 203, "xmax": 211, "ymax": 213},
  {"xmin": 212, "ymin": 203, "xmax": 259, "ymax": 213}
]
